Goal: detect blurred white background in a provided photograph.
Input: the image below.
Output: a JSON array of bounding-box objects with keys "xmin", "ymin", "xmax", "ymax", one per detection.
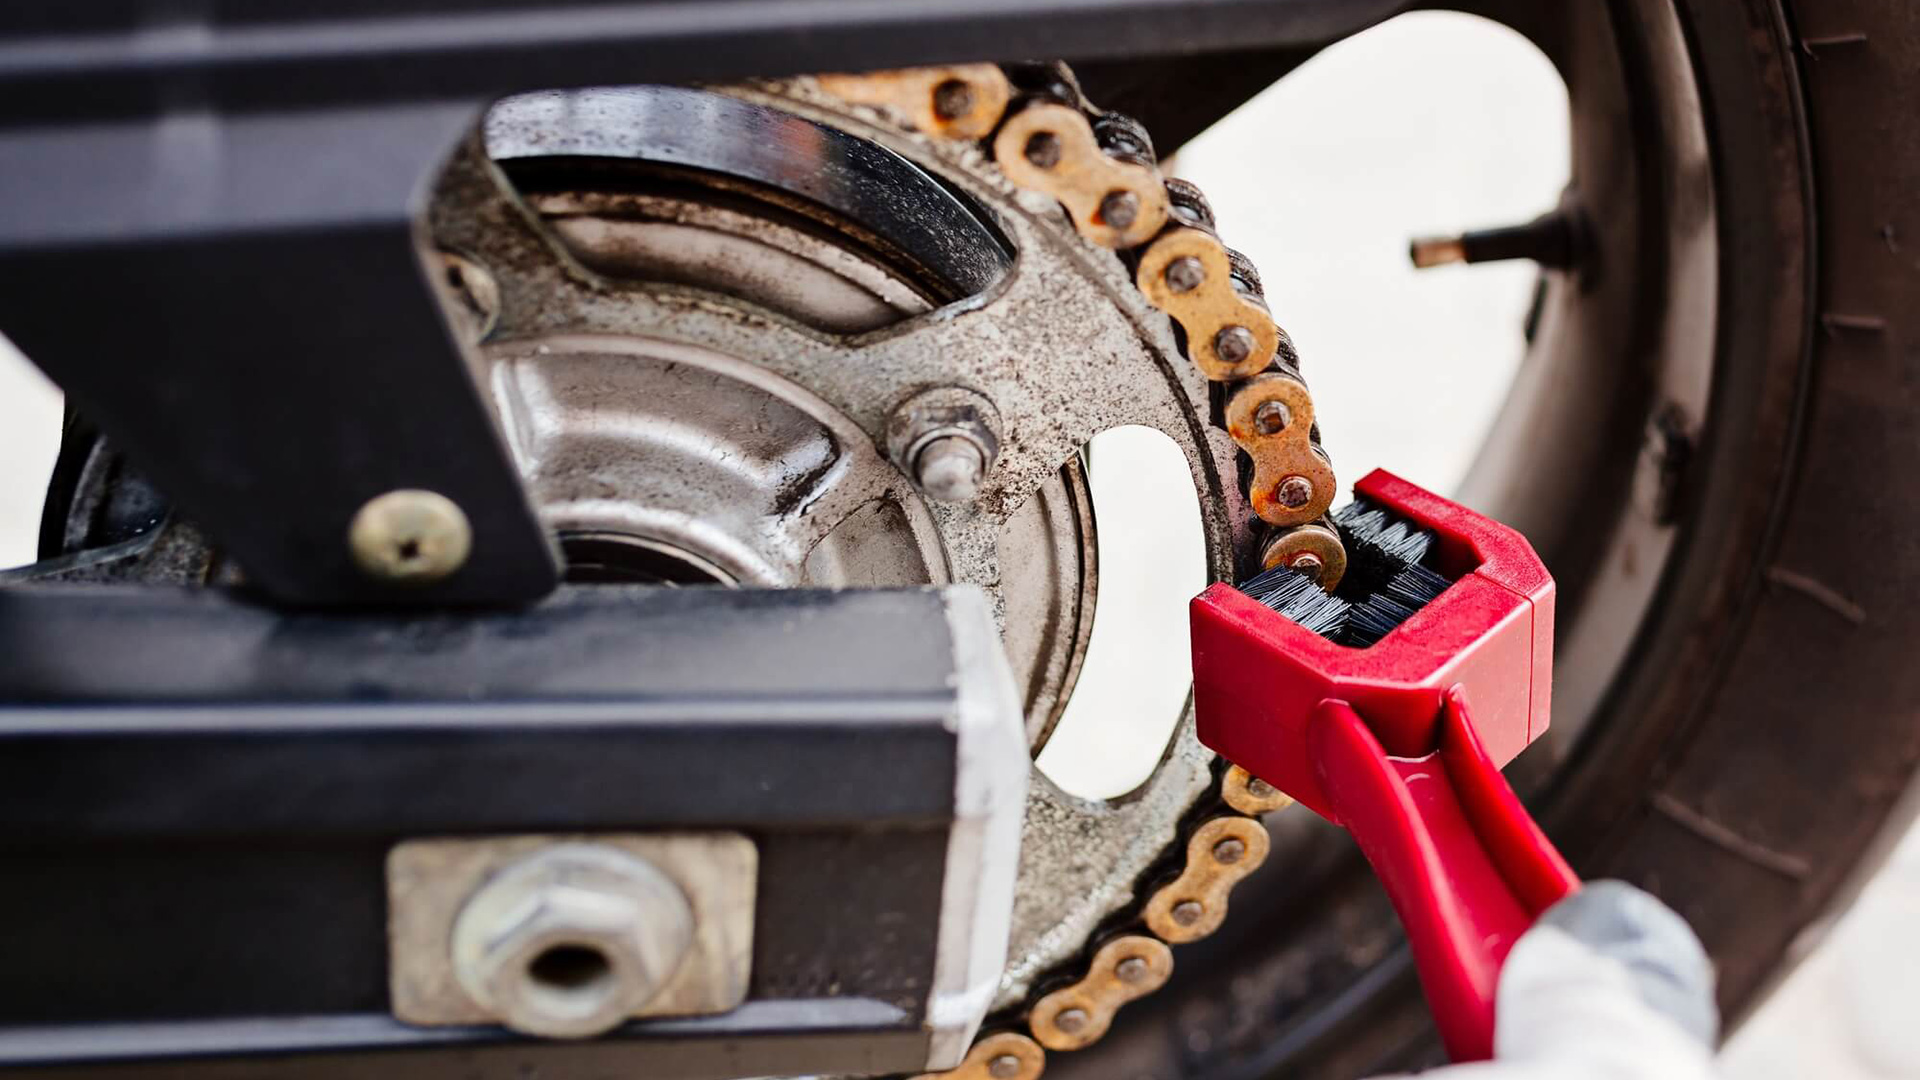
[{"xmin": 0, "ymin": 11, "xmax": 1913, "ymax": 1073}]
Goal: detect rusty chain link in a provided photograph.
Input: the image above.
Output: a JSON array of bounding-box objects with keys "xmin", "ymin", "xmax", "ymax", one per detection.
[{"xmin": 813, "ymin": 62, "xmax": 1336, "ymax": 1079}]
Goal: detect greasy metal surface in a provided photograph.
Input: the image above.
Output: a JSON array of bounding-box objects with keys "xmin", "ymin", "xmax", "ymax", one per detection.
[
  {"xmin": 388, "ymin": 834, "xmax": 756, "ymax": 1029},
  {"xmin": 524, "ymin": 188, "xmax": 935, "ymax": 335},
  {"xmin": 439, "ymin": 80, "xmax": 1245, "ymax": 1009},
  {"xmin": 484, "ymin": 86, "xmax": 1011, "ymax": 298},
  {"xmin": 1026, "ymin": 935, "xmax": 1172, "ymax": 1051}
]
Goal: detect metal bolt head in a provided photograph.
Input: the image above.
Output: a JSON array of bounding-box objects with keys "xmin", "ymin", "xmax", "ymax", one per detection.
[
  {"xmin": 1253, "ymin": 399, "xmax": 1292, "ymax": 435},
  {"xmin": 1053, "ymin": 1007, "xmax": 1091, "ymax": 1034},
  {"xmin": 1115, "ymin": 956, "xmax": 1150, "ymax": 983},
  {"xmin": 348, "ymin": 489, "xmax": 471, "ymax": 585},
  {"xmin": 914, "ymin": 434, "xmax": 989, "ymax": 502},
  {"xmin": 1213, "ymin": 325, "xmax": 1257, "ymax": 367},
  {"xmin": 933, "ymin": 79, "xmax": 974, "ymax": 121},
  {"xmin": 1212, "ymin": 838, "xmax": 1247, "ymax": 865},
  {"xmin": 1163, "ymin": 255, "xmax": 1206, "ymax": 294},
  {"xmin": 1099, "ymin": 190, "xmax": 1140, "ymax": 232},
  {"xmin": 1171, "ymin": 900, "xmax": 1204, "ymax": 927},
  {"xmin": 988, "ymin": 1054, "xmax": 1024, "ymax": 1079},
  {"xmin": 1275, "ymin": 475, "xmax": 1314, "ymax": 511},
  {"xmin": 1024, "ymin": 131, "xmax": 1063, "ymax": 170},
  {"xmin": 450, "ymin": 844, "xmax": 695, "ymax": 1038}
]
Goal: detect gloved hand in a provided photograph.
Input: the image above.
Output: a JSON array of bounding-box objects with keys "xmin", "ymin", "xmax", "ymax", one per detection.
[{"xmin": 1378, "ymin": 880, "xmax": 1720, "ymax": 1079}]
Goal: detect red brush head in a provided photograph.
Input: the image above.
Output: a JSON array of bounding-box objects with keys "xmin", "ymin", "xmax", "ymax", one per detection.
[{"xmin": 1191, "ymin": 470, "xmax": 1554, "ymax": 821}]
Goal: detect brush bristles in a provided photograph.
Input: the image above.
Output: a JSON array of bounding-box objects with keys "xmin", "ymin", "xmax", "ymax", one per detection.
[
  {"xmin": 1344, "ymin": 563, "xmax": 1449, "ymax": 647},
  {"xmin": 1237, "ymin": 501, "xmax": 1453, "ymax": 647},
  {"xmin": 1238, "ymin": 566, "xmax": 1352, "ymax": 638},
  {"xmin": 1334, "ymin": 499, "xmax": 1435, "ymax": 589}
]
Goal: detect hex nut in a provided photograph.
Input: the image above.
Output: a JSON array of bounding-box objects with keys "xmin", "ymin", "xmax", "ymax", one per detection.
[
  {"xmin": 450, "ymin": 844, "xmax": 696, "ymax": 1038},
  {"xmin": 886, "ymin": 387, "xmax": 1001, "ymax": 504},
  {"xmin": 914, "ymin": 434, "xmax": 989, "ymax": 502},
  {"xmin": 348, "ymin": 489, "xmax": 471, "ymax": 584}
]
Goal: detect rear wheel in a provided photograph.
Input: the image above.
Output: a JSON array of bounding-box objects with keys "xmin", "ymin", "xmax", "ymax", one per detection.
[{"xmin": 1060, "ymin": 0, "xmax": 1920, "ymax": 1074}]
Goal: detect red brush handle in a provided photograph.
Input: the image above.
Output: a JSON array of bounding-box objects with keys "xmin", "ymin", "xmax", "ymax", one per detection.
[{"xmin": 1310, "ymin": 687, "xmax": 1579, "ymax": 1061}]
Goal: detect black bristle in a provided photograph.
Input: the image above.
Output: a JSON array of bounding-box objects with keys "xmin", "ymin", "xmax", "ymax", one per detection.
[
  {"xmin": 1333, "ymin": 499, "xmax": 1436, "ymax": 593},
  {"xmin": 1384, "ymin": 563, "xmax": 1449, "ymax": 609},
  {"xmin": 1243, "ymin": 501, "xmax": 1458, "ymax": 648},
  {"xmin": 1236, "ymin": 566, "xmax": 1352, "ymax": 640},
  {"xmin": 1342, "ymin": 564, "xmax": 1450, "ymax": 647}
]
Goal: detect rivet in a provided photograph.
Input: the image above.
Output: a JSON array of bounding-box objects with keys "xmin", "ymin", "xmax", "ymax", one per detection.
[
  {"xmin": 1024, "ymin": 132, "xmax": 1063, "ymax": 170},
  {"xmin": 1275, "ymin": 475, "xmax": 1314, "ymax": 510},
  {"xmin": 1214, "ymin": 325, "xmax": 1257, "ymax": 367}
]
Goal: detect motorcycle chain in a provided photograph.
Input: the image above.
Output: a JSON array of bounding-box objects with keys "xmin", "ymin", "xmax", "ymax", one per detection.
[{"xmin": 812, "ymin": 62, "xmax": 1332, "ymax": 1079}]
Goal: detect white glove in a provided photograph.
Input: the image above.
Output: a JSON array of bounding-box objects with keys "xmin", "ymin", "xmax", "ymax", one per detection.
[{"xmin": 1377, "ymin": 880, "xmax": 1720, "ymax": 1080}]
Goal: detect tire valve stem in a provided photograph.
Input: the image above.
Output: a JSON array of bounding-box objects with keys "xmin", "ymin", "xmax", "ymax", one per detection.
[{"xmin": 1409, "ymin": 208, "xmax": 1581, "ymax": 270}]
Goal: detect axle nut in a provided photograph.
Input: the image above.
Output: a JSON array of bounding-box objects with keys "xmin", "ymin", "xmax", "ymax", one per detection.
[{"xmin": 450, "ymin": 844, "xmax": 695, "ymax": 1038}]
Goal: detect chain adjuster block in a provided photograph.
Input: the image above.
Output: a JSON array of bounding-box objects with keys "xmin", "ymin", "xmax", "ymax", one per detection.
[{"xmin": 1191, "ymin": 470, "xmax": 1574, "ymax": 1061}]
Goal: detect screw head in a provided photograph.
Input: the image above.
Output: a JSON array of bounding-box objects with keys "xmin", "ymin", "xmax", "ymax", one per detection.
[
  {"xmin": 1054, "ymin": 1007, "xmax": 1091, "ymax": 1034},
  {"xmin": 348, "ymin": 489, "xmax": 471, "ymax": 585},
  {"xmin": 1213, "ymin": 325, "xmax": 1257, "ymax": 367},
  {"xmin": 913, "ymin": 434, "xmax": 988, "ymax": 502},
  {"xmin": 1115, "ymin": 956, "xmax": 1150, "ymax": 983},
  {"xmin": 1163, "ymin": 255, "xmax": 1206, "ymax": 294},
  {"xmin": 1253, "ymin": 399, "xmax": 1292, "ymax": 435},
  {"xmin": 1099, "ymin": 190, "xmax": 1140, "ymax": 232},
  {"xmin": 1024, "ymin": 131, "xmax": 1063, "ymax": 170},
  {"xmin": 988, "ymin": 1054, "xmax": 1024, "ymax": 1079},
  {"xmin": 1212, "ymin": 838, "xmax": 1247, "ymax": 865},
  {"xmin": 1171, "ymin": 900, "xmax": 1204, "ymax": 927},
  {"xmin": 932, "ymin": 78, "xmax": 974, "ymax": 121},
  {"xmin": 1275, "ymin": 475, "xmax": 1314, "ymax": 510}
]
